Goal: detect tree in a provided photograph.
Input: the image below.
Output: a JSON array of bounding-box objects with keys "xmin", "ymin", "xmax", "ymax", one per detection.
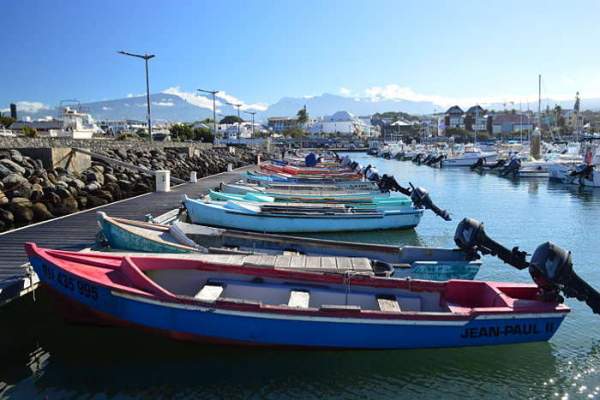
[
  {"xmin": 169, "ymin": 123, "xmax": 194, "ymax": 141},
  {"xmin": 0, "ymin": 115, "xmax": 15, "ymax": 128},
  {"xmin": 22, "ymin": 126, "xmax": 38, "ymax": 138},
  {"xmin": 219, "ymin": 115, "xmax": 243, "ymax": 124},
  {"xmin": 283, "ymin": 127, "xmax": 306, "ymax": 139},
  {"xmin": 297, "ymin": 106, "xmax": 308, "ymax": 125},
  {"xmin": 193, "ymin": 127, "xmax": 214, "ymax": 143}
]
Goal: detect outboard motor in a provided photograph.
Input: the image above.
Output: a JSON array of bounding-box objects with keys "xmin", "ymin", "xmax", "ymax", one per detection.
[
  {"xmin": 569, "ymin": 164, "xmax": 593, "ymax": 178},
  {"xmin": 454, "ymin": 218, "xmax": 528, "ymax": 268},
  {"xmin": 454, "ymin": 217, "xmax": 600, "ymax": 314},
  {"xmin": 500, "ymin": 158, "xmax": 521, "ymax": 177},
  {"xmin": 428, "ymin": 154, "xmax": 445, "ymax": 167},
  {"xmin": 487, "ymin": 159, "xmax": 506, "ymax": 170},
  {"xmin": 378, "ymin": 174, "xmax": 411, "ymax": 195},
  {"xmin": 470, "ymin": 157, "xmax": 485, "ymax": 171},
  {"xmin": 410, "ymin": 185, "xmax": 451, "ymax": 221}
]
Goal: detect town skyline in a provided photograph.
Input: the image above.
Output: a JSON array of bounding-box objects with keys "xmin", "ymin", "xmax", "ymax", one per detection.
[{"xmin": 3, "ymin": 0, "xmax": 600, "ymax": 114}]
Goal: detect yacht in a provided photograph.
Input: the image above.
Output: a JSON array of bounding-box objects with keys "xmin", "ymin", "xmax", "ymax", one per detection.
[{"xmin": 48, "ymin": 107, "xmax": 103, "ymax": 139}]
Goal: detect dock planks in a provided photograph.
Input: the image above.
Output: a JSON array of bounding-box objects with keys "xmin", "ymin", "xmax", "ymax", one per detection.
[{"xmin": 0, "ymin": 166, "xmax": 253, "ymax": 306}]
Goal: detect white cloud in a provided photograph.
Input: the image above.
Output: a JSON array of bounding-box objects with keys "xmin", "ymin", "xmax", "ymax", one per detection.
[
  {"xmin": 162, "ymin": 86, "xmax": 217, "ymax": 110},
  {"xmin": 101, "ymin": 106, "xmax": 112, "ymax": 111},
  {"xmin": 339, "ymin": 87, "xmax": 352, "ymax": 97},
  {"xmin": 0, "ymin": 101, "xmax": 50, "ymax": 114},
  {"xmin": 162, "ymin": 87, "xmax": 268, "ymax": 112},
  {"xmin": 361, "ymin": 83, "xmax": 587, "ymax": 109},
  {"xmin": 152, "ymin": 101, "xmax": 175, "ymax": 107}
]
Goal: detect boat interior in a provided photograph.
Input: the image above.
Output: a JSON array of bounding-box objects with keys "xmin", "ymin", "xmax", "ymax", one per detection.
[{"xmin": 30, "ymin": 246, "xmax": 548, "ymax": 316}]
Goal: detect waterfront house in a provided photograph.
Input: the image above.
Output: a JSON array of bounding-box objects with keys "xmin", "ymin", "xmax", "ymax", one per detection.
[
  {"xmin": 491, "ymin": 113, "xmax": 534, "ymax": 135},
  {"xmin": 267, "ymin": 117, "xmax": 298, "ymax": 133},
  {"xmin": 444, "ymin": 105, "xmax": 464, "ymax": 130},
  {"xmin": 464, "ymin": 105, "xmax": 487, "ymax": 132}
]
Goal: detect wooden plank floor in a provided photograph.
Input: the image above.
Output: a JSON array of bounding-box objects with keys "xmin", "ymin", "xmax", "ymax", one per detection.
[{"xmin": 0, "ymin": 166, "xmax": 252, "ymax": 305}]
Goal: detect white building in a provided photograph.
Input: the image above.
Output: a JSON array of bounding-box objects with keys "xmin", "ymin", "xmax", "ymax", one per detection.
[{"xmin": 309, "ymin": 111, "xmax": 372, "ymax": 137}]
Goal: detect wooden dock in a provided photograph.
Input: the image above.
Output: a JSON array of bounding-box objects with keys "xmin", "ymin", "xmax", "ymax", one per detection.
[{"xmin": 0, "ymin": 166, "xmax": 252, "ymax": 306}]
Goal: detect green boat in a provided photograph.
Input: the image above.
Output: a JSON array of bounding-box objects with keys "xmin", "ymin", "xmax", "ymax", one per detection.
[{"xmin": 207, "ymin": 190, "xmax": 414, "ymax": 211}]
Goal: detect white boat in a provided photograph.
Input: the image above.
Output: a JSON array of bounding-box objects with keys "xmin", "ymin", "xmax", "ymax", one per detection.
[
  {"xmin": 442, "ymin": 148, "xmax": 497, "ymax": 167},
  {"xmin": 48, "ymin": 107, "xmax": 103, "ymax": 139}
]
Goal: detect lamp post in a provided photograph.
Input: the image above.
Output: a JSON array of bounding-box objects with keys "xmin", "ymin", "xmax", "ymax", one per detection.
[
  {"xmin": 197, "ymin": 88, "xmax": 219, "ymax": 139},
  {"xmin": 118, "ymin": 50, "xmax": 155, "ymax": 142},
  {"xmin": 243, "ymin": 110, "xmax": 256, "ymax": 137},
  {"xmin": 226, "ymin": 102, "xmax": 242, "ymax": 137}
]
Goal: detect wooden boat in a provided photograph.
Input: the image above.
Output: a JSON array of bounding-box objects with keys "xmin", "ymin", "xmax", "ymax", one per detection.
[
  {"xmin": 183, "ymin": 196, "xmax": 423, "ymax": 233},
  {"xmin": 246, "ymin": 172, "xmax": 378, "ymax": 190},
  {"xmin": 260, "ymin": 163, "xmax": 361, "ymax": 179},
  {"xmin": 26, "ymin": 243, "xmax": 568, "ymax": 349},
  {"xmin": 97, "ymin": 212, "xmax": 481, "ymax": 280},
  {"xmin": 222, "ymin": 182, "xmax": 383, "ymax": 197},
  {"xmin": 207, "ymin": 190, "xmax": 413, "ymax": 211}
]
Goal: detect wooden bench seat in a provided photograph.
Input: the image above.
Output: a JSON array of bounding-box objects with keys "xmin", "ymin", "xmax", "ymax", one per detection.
[
  {"xmin": 194, "ymin": 284, "xmax": 224, "ymax": 302},
  {"xmin": 376, "ymin": 295, "xmax": 401, "ymax": 312},
  {"xmin": 288, "ymin": 290, "xmax": 310, "ymax": 308}
]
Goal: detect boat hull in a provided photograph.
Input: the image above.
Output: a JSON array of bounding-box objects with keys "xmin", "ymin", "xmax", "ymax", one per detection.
[
  {"xmin": 29, "ymin": 255, "xmax": 566, "ymax": 349},
  {"xmin": 184, "ymin": 198, "xmax": 423, "ymax": 233}
]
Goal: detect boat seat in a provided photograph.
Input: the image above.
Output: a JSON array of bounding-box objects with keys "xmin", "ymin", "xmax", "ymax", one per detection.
[
  {"xmin": 376, "ymin": 295, "xmax": 401, "ymax": 312},
  {"xmin": 288, "ymin": 290, "xmax": 310, "ymax": 308},
  {"xmin": 194, "ymin": 284, "xmax": 224, "ymax": 303}
]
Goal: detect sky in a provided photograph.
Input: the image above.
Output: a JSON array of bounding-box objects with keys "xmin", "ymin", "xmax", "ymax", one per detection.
[{"xmin": 2, "ymin": 0, "xmax": 600, "ymax": 113}]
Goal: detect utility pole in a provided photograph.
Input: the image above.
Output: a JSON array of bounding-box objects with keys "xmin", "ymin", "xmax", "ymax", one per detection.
[
  {"xmin": 118, "ymin": 51, "xmax": 155, "ymax": 142},
  {"xmin": 243, "ymin": 110, "xmax": 256, "ymax": 137},
  {"xmin": 198, "ymin": 89, "xmax": 220, "ymax": 140},
  {"xmin": 226, "ymin": 102, "xmax": 242, "ymax": 137}
]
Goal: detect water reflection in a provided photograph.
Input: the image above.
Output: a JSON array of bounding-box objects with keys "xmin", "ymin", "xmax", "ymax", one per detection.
[{"xmin": 2, "ymin": 290, "xmax": 562, "ymax": 399}]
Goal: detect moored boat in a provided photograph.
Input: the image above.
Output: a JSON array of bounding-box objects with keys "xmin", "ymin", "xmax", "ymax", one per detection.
[
  {"xmin": 26, "ymin": 243, "xmax": 568, "ymax": 349},
  {"xmin": 97, "ymin": 212, "xmax": 481, "ymax": 280},
  {"xmin": 183, "ymin": 196, "xmax": 424, "ymax": 233}
]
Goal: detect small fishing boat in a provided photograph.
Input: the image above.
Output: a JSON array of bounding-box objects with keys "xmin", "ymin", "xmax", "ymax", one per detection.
[
  {"xmin": 260, "ymin": 163, "xmax": 360, "ymax": 178},
  {"xmin": 222, "ymin": 182, "xmax": 386, "ymax": 199},
  {"xmin": 230, "ymin": 180, "xmax": 383, "ymax": 195},
  {"xmin": 183, "ymin": 196, "xmax": 423, "ymax": 233},
  {"xmin": 245, "ymin": 171, "xmax": 364, "ymax": 185},
  {"xmin": 27, "ymin": 243, "xmax": 568, "ymax": 349},
  {"xmin": 207, "ymin": 190, "xmax": 413, "ymax": 211},
  {"xmin": 442, "ymin": 148, "xmax": 498, "ymax": 167},
  {"xmin": 97, "ymin": 212, "xmax": 481, "ymax": 280}
]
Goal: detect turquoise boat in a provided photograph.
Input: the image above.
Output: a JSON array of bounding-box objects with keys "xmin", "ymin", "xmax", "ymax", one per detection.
[
  {"xmin": 207, "ymin": 190, "xmax": 413, "ymax": 211},
  {"xmin": 96, "ymin": 212, "xmax": 481, "ymax": 280},
  {"xmin": 183, "ymin": 196, "xmax": 423, "ymax": 233},
  {"xmin": 222, "ymin": 182, "xmax": 384, "ymax": 198}
]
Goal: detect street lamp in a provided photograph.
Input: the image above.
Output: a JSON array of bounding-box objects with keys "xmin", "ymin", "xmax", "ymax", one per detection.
[
  {"xmin": 225, "ymin": 102, "xmax": 242, "ymax": 137},
  {"xmin": 118, "ymin": 50, "xmax": 155, "ymax": 142},
  {"xmin": 197, "ymin": 88, "xmax": 219, "ymax": 139},
  {"xmin": 243, "ymin": 110, "xmax": 256, "ymax": 137}
]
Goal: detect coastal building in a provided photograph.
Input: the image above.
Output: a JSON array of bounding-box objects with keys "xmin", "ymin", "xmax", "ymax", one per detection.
[
  {"xmin": 444, "ymin": 105, "xmax": 464, "ymax": 129},
  {"xmin": 267, "ymin": 117, "xmax": 298, "ymax": 133},
  {"xmin": 490, "ymin": 113, "xmax": 534, "ymax": 135},
  {"xmin": 10, "ymin": 119, "xmax": 62, "ymax": 135},
  {"xmin": 464, "ymin": 105, "xmax": 487, "ymax": 131},
  {"xmin": 311, "ymin": 111, "xmax": 370, "ymax": 136}
]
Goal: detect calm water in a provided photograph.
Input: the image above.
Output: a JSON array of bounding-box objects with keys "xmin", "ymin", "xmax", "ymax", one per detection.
[{"xmin": 2, "ymin": 153, "xmax": 600, "ymax": 399}]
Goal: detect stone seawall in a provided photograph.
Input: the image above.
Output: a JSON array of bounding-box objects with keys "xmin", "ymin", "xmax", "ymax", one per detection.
[
  {"xmin": 0, "ymin": 137, "xmax": 214, "ymax": 152},
  {"xmin": 0, "ymin": 141, "xmax": 259, "ymax": 232}
]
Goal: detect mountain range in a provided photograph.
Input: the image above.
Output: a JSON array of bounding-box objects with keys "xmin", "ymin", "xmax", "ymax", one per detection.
[{"xmin": 9, "ymin": 92, "xmax": 600, "ymax": 123}]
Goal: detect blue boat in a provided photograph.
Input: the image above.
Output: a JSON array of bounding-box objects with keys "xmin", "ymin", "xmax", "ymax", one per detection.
[
  {"xmin": 183, "ymin": 196, "xmax": 423, "ymax": 233},
  {"xmin": 26, "ymin": 243, "xmax": 569, "ymax": 349},
  {"xmin": 96, "ymin": 212, "xmax": 481, "ymax": 281}
]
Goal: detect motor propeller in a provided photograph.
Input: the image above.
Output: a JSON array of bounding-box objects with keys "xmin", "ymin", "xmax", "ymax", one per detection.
[
  {"xmin": 454, "ymin": 218, "xmax": 600, "ymax": 315},
  {"xmin": 375, "ymin": 175, "xmax": 451, "ymax": 221}
]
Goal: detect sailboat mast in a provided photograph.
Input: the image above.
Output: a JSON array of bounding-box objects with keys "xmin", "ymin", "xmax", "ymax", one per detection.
[{"xmin": 538, "ymin": 74, "xmax": 541, "ymax": 125}]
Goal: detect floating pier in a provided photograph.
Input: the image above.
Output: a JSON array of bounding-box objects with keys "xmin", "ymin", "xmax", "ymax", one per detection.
[{"xmin": 0, "ymin": 166, "xmax": 253, "ymax": 306}]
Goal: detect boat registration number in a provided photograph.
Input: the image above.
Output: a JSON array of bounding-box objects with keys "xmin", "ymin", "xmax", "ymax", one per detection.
[{"xmin": 41, "ymin": 263, "xmax": 99, "ymax": 301}]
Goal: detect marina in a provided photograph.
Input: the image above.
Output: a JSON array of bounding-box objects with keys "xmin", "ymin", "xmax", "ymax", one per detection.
[{"xmin": 3, "ymin": 1, "xmax": 600, "ymax": 398}]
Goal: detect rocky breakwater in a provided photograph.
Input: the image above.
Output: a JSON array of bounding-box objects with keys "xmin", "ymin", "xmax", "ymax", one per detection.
[{"xmin": 0, "ymin": 146, "xmax": 257, "ymax": 232}]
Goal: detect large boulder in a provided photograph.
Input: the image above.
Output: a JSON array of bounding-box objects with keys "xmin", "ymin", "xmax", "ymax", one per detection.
[
  {"xmin": 32, "ymin": 202, "xmax": 54, "ymax": 221},
  {"xmin": 9, "ymin": 197, "xmax": 33, "ymax": 223},
  {"xmin": 9, "ymin": 149, "xmax": 23, "ymax": 164},
  {"xmin": 0, "ymin": 159, "xmax": 26, "ymax": 175}
]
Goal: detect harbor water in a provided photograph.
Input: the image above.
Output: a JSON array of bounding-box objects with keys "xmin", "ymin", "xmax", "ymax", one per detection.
[{"xmin": 2, "ymin": 153, "xmax": 600, "ymax": 399}]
